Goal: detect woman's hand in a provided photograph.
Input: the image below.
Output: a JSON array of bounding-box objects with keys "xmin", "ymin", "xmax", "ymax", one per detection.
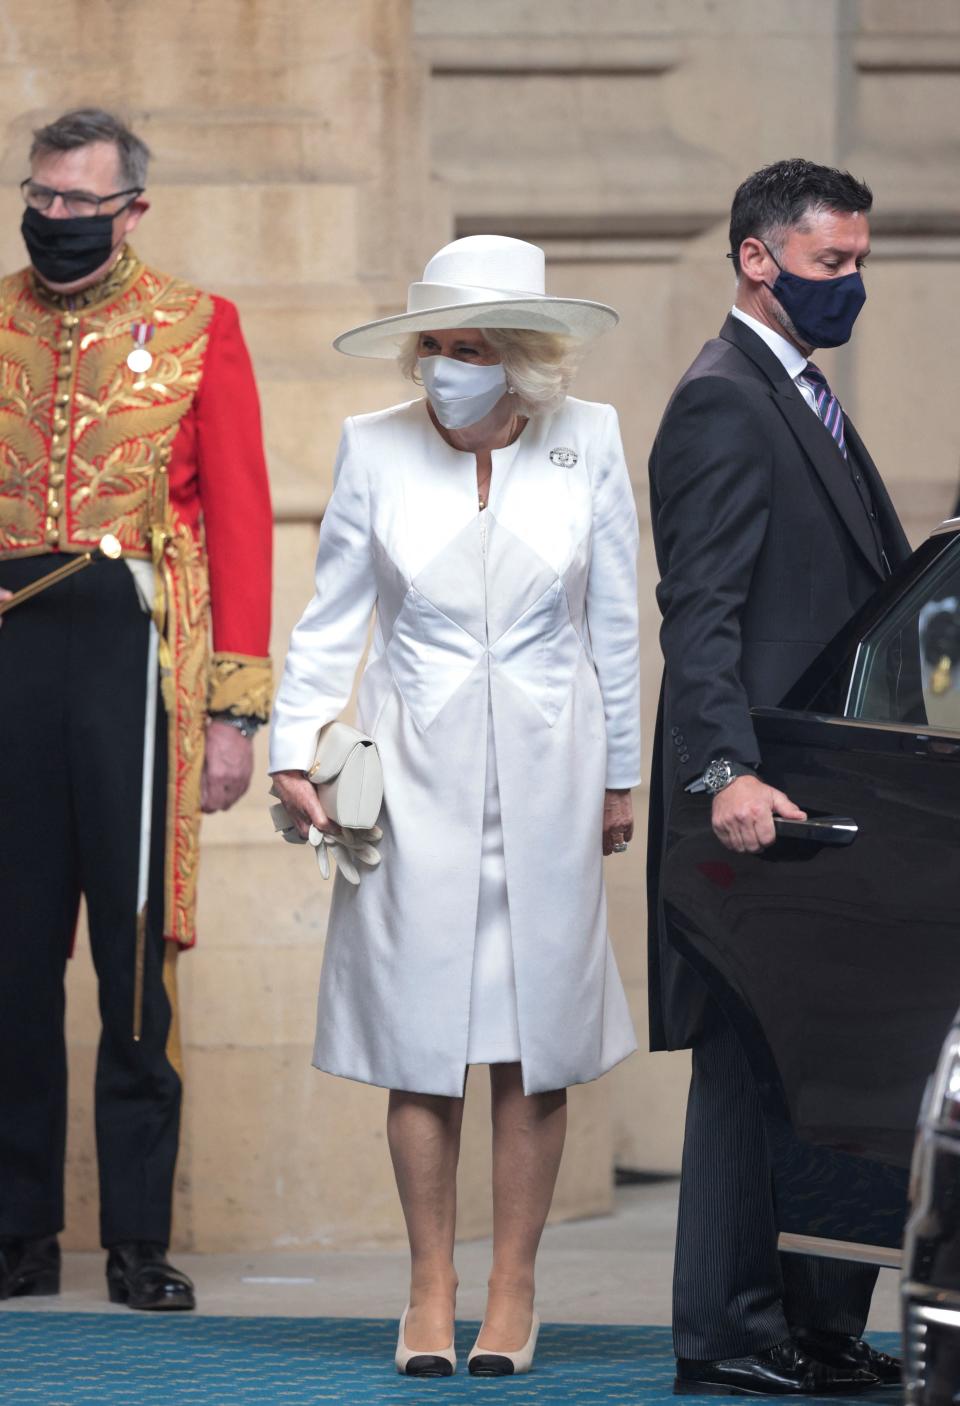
[
  {"xmin": 270, "ymin": 769, "xmax": 338, "ymax": 841},
  {"xmin": 603, "ymin": 788, "xmax": 634, "ymax": 856}
]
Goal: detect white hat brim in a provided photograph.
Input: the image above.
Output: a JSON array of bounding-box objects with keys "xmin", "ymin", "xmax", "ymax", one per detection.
[{"xmin": 333, "ymin": 296, "xmax": 619, "ymax": 359}]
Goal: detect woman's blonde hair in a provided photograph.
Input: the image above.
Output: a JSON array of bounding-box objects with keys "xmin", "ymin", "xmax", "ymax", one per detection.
[{"xmin": 397, "ymin": 328, "xmax": 580, "ymax": 418}]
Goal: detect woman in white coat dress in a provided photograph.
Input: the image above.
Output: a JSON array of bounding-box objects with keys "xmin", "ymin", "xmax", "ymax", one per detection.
[{"xmin": 270, "ymin": 236, "xmax": 641, "ymax": 1378}]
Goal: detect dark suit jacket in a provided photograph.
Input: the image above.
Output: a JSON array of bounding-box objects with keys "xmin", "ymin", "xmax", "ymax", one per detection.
[{"xmin": 646, "ymin": 313, "xmax": 911, "ymax": 1052}]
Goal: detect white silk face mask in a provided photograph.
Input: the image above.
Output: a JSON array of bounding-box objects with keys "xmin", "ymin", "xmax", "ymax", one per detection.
[{"xmin": 418, "ymin": 355, "xmax": 508, "ymax": 429}]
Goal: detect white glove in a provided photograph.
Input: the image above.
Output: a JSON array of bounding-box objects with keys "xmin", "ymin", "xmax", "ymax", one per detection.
[
  {"xmin": 270, "ymin": 801, "xmax": 381, "ymax": 886},
  {"xmin": 308, "ymin": 823, "xmax": 383, "ymax": 885}
]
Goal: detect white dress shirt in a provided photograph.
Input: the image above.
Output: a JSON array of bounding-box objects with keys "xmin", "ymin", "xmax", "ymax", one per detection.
[{"xmin": 731, "ymin": 306, "xmax": 820, "ymax": 416}]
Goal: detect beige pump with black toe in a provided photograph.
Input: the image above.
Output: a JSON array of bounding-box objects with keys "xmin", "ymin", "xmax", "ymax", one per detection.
[
  {"xmin": 468, "ymin": 1311, "xmax": 540, "ymax": 1376},
  {"xmin": 394, "ymin": 1306, "xmax": 457, "ymax": 1377}
]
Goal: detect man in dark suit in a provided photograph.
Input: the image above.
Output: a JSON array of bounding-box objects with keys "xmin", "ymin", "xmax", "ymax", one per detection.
[{"xmin": 648, "ymin": 159, "xmax": 911, "ymax": 1395}]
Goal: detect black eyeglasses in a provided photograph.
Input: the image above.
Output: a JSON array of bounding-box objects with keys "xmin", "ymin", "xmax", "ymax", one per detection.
[{"xmin": 20, "ymin": 180, "xmax": 143, "ymax": 218}]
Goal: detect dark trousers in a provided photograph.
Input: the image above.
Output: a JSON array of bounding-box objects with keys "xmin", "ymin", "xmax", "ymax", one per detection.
[
  {"xmin": 0, "ymin": 555, "xmax": 181, "ymax": 1248},
  {"xmin": 673, "ymin": 1003, "xmax": 878, "ymax": 1360}
]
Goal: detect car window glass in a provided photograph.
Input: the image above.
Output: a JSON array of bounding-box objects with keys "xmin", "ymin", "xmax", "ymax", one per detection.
[{"xmin": 846, "ymin": 544, "xmax": 960, "ymax": 731}]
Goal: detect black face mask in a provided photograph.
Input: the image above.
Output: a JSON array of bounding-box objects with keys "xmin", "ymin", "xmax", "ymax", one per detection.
[
  {"xmin": 762, "ymin": 242, "xmax": 866, "ymax": 349},
  {"xmin": 21, "ymin": 206, "xmax": 119, "ymax": 285}
]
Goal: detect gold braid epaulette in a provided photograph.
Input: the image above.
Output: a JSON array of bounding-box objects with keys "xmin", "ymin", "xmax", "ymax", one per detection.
[{"xmin": 208, "ymin": 653, "xmax": 273, "ymax": 720}]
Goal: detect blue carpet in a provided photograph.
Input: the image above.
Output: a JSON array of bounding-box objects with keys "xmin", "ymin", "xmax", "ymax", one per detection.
[{"xmin": 0, "ymin": 1315, "xmax": 902, "ymax": 1405}]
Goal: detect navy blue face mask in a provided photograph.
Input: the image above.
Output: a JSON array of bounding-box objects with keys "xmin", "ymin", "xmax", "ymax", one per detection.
[{"xmin": 763, "ymin": 243, "xmax": 866, "ymax": 349}]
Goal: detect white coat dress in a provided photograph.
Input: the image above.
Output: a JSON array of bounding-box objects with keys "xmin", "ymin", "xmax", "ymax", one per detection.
[{"xmin": 269, "ymin": 395, "xmax": 641, "ymax": 1096}]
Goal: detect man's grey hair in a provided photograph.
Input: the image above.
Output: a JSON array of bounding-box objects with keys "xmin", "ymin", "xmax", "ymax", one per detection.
[{"xmin": 30, "ymin": 108, "xmax": 151, "ymax": 189}]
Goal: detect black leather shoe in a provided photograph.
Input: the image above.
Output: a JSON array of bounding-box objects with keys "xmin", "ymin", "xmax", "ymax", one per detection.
[
  {"xmin": 0, "ymin": 1235, "xmax": 61, "ymax": 1298},
  {"xmin": 105, "ymin": 1242, "xmax": 195, "ymax": 1311},
  {"xmin": 674, "ymin": 1338, "xmax": 878, "ymax": 1395},
  {"xmin": 793, "ymin": 1329, "xmax": 901, "ymax": 1386}
]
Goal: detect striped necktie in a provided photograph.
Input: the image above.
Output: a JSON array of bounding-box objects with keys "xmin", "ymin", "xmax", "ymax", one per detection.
[{"xmin": 801, "ymin": 362, "xmax": 846, "ymax": 459}]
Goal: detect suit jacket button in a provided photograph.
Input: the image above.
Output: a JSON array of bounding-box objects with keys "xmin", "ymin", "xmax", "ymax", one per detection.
[
  {"xmin": 680, "ymin": 752, "xmax": 690, "ymax": 763},
  {"xmin": 671, "ymin": 726, "xmax": 679, "ymax": 735}
]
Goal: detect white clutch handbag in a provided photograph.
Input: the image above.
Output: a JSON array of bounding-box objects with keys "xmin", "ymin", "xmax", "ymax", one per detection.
[
  {"xmin": 306, "ymin": 721, "xmax": 383, "ymax": 830},
  {"xmin": 269, "ymin": 722, "xmax": 384, "ymax": 884}
]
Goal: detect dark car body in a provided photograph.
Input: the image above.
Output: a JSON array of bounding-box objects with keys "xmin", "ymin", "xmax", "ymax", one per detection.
[
  {"xmin": 660, "ymin": 519, "xmax": 960, "ymax": 1285},
  {"xmin": 902, "ymin": 1012, "xmax": 960, "ymax": 1403}
]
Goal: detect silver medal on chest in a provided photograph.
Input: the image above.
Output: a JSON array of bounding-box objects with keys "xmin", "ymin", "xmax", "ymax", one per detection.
[
  {"xmin": 127, "ymin": 346, "xmax": 154, "ymax": 373},
  {"xmin": 127, "ymin": 320, "xmax": 155, "ymax": 375}
]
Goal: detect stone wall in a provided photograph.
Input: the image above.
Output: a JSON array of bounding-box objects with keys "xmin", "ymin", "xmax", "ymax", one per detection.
[{"xmin": 2, "ymin": 0, "xmax": 957, "ymax": 1250}]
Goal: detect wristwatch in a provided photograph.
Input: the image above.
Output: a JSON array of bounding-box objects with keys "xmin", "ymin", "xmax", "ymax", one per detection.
[
  {"xmin": 686, "ymin": 758, "xmax": 754, "ymax": 795},
  {"xmin": 209, "ymin": 712, "xmax": 262, "ymax": 739}
]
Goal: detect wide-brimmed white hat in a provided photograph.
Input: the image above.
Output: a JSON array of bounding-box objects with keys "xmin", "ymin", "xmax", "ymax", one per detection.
[{"xmin": 333, "ymin": 235, "xmax": 618, "ymax": 359}]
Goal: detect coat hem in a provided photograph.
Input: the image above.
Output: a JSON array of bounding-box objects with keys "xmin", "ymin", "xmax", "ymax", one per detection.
[{"xmin": 312, "ymin": 1039, "xmax": 639, "ymax": 1098}]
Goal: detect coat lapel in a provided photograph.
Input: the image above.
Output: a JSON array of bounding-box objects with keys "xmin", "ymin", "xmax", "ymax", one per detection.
[
  {"xmin": 771, "ymin": 381, "xmax": 886, "ymax": 576},
  {"xmin": 719, "ymin": 315, "xmax": 887, "ymax": 580}
]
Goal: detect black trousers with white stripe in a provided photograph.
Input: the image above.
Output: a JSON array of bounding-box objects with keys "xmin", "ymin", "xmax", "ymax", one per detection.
[
  {"xmin": 672, "ymin": 1002, "xmax": 878, "ymax": 1361},
  {"xmin": 0, "ymin": 555, "xmax": 180, "ymax": 1249}
]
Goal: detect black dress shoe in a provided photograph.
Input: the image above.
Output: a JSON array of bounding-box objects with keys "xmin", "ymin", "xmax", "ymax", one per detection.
[
  {"xmin": 674, "ymin": 1337, "xmax": 877, "ymax": 1395},
  {"xmin": 105, "ymin": 1242, "xmax": 195, "ymax": 1311},
  {"xmin": 0, "ymin": 1235, "xmax": 61, "ymax": 1298},
  {"xmin": 793, "ymin": 1329, "xmax": 901, "ymax": 1387}
]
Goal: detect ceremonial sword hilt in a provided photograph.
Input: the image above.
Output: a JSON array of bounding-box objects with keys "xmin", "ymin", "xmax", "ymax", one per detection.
[{"xmin": 0, "ymin": 533, "xmax": 123, "ymax": 615}]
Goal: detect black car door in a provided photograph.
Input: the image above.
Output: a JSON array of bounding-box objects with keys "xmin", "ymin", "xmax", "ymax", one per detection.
[{"xmin": 661, "ymin": 525, "xmax": 960, "ymax": 1262}]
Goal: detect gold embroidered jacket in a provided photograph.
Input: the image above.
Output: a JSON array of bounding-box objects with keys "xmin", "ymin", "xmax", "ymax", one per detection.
[{"xmin": 0, "ymin": 248, "xmax": 273, "ymax": 947}]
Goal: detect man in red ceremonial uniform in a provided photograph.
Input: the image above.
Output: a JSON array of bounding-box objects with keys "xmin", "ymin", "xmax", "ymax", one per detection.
[{"xmin": 0, "ymin": 110, "xmax": 273, "ymax": 1309}]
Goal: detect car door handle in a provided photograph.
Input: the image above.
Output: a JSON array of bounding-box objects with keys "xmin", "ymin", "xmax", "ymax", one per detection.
[
  {"xmin": 906, "ymin": 734, "xmax": 960, "ymax": 759},
  {"xmin": 773, "ymin": 815, "xmax": 858, "ymax": 846}
]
